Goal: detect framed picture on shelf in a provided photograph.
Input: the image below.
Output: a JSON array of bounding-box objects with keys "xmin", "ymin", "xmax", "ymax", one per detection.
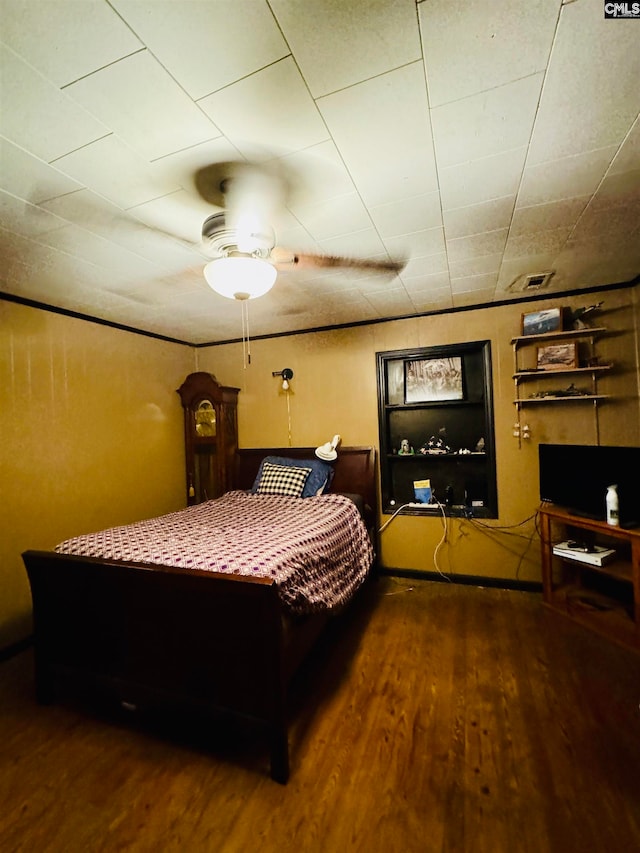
[
  {"xmin": 521, "ymin": 306, "xmax": 563, "ymax": 336},
  {"xmin": 536, "ymin": 342, "xmax": 578, "ymax": 371},
  {"xmin": 405, "ymin": 357, "xmax": 464, "ymax": 403}
]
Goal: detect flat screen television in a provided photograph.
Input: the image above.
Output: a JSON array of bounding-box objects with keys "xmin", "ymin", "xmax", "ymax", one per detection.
[{"xmin": 538, "ymin": 443, "xmax": 640, "ymax": 528}]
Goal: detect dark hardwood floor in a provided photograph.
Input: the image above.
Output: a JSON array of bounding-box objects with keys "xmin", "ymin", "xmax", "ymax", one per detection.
[{"xmin": 1, "ymin": 577, "xmax": 639, "ymax": 852}]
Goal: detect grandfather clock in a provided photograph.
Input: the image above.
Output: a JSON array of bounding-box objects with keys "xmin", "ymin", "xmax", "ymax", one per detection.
[{"xmin": 177, "ymin": 372, "xmax": 239, "ymax": 505}]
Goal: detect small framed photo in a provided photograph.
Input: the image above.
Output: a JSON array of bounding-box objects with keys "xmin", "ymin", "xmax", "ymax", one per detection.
[
  {"xmin": 536, "ymin": 342, "xmax": 578, "ymax": 371},
  {"xmin": 405, "ymin": 357, "xmax": 464, "ymax": 403},
  {"xmin": 521, "ymin": 306, "xmax": 563, "ymax": 336}
]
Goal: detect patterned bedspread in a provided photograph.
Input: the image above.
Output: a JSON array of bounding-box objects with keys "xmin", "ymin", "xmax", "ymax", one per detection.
[{"xmin": 55, "ymin": 491, "xmax": 374, "ymax": 615}]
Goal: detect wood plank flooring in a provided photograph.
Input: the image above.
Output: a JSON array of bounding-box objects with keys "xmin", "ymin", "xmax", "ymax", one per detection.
[{"xmin": 1, "ymin": 577, "xmax": 639, "ymax": 852}]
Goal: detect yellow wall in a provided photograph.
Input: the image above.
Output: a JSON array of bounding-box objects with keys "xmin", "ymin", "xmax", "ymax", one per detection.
[
  {"xmin": 198, "ymin": 286, "xmax": 639, "ymax": 584},
  {"xmin": 2, "ymin": 286, "xmax": 638, "ymax": 649},
  {"xmin": 0, "ymin": 301, "xmax": 194, "ymax": 648}
]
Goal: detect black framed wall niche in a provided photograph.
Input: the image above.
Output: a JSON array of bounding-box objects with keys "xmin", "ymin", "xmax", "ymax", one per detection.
[{"xmin": 376, "ymin": 341, "xmax": 498, "ymax": 518}]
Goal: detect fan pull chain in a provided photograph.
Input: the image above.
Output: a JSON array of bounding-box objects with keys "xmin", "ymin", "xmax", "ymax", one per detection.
[{"xmin": 240, "ymin": 298, "xmax": 251, "ymax": 368}]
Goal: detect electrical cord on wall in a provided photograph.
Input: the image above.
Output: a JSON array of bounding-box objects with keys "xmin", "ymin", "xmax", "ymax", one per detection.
[
  {"xmin": 378, "ymin": 496, "xmax": 451, "ymax": 581},
  {"xmin": 461, "ymin": 510, "xmax": 540, "ymax": 579},
  {"xmin": 432, "ymin": 499, "xmax": 451, "ymax": 581},
  {"xmin": 378, "ymin": 502, "xmax": 414, "ymax": 534},
  {"xmin": 379, "ymin": 502, "xmax": 540, "ymax": 581}
]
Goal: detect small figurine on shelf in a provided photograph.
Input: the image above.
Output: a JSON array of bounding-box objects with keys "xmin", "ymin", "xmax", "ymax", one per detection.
[
  {"xmin": 529, "ymin": 383, "xmax": 589, "ymax": 399},
  {"xmin": 419, "ymin": 426, "xmax": 451, "ymax": 455},
  {"xmin": 398, "ymin": 438, "xmax": 414, "ymax": 455},
  {"xmin": 475, "ymin": 437, "xmax": 485, "ymax": 453},
  {"xmin": 567, "ymin": 301, "xmax": 603, "ymax": 330}
]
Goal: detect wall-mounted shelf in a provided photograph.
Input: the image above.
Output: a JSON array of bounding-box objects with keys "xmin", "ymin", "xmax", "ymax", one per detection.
[
  {"xmin": 514, "ymin": 394, "xmax": 610, "ymax": 406},
  {"xmin": 513, "ymin": 365, "xmax": 612, "ymax": 381},
  {"xmin": 511, "ymin": 326, "xmax": 612, "ymax": 444},
  {"xmin": 510, "ymin": 327, "xmax": 607, "ymax": 345}
]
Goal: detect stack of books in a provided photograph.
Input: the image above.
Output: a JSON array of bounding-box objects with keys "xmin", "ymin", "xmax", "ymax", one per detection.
[{"xmin": 552, "ymin": 540, "xmax": 616, "ymax": 567}]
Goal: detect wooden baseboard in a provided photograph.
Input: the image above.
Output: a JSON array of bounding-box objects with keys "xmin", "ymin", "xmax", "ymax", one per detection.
[{"xmin": 380, "ymin": 567, "xmax": 542, "ymax": 593}]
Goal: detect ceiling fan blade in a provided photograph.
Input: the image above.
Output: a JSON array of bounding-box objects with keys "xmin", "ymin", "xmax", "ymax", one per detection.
[{"xmin": 270, "ymin": 247, "xmax": 406, "ymax": 274}]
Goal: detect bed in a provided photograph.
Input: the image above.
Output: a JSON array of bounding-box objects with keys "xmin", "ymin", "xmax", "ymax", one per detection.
[{"xmin": 22, "ymin": 446, "xmax": 376, "ymax": 783}]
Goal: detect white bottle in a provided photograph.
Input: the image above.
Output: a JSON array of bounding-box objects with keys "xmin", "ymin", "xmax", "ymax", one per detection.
[{"xmin": 606, "ymin": 484, "xmax": 619, "ymax": 527}]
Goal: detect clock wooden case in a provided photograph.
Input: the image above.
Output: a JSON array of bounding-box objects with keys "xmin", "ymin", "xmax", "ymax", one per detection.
[{"xmin": 177, "ymin": 372, "xmax": 239, "ymax": 505}]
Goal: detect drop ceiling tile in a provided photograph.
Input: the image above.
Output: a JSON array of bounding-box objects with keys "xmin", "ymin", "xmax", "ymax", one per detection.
[
  {"xmin": 609, "ymin": 117, "xmax": 640, "ymax": 176},
  {"xmin": 317, "ymin": 63, "xmax": 438, "ymax": 206},
  {"xmin": 0, "ymin": 191, "xmax": 68, "ymax": 237},
  {"xmin": 198, "ymin": 58, "xmax": 329, "ymax": 162},
  {"xmin": 288, "ymin": 192, "xmax": 371, "ymax": 242},
  {"xmin": 402, "ymin": 271, "xmax": 451, "ymax": 294},
  {"xmin": 384, "ymin": 227, "xmax": 446, "ymax": 261},
  {"xmin": 65, "ymin": 51, "xmax": 219, "ymax": 162},
  {"xmin": 516, "ymin": 146, "xmax": 618, "ymax": 208},
  {"xmin": 453, "ymin": 288, "xmax": 496, "ymax": 308},
  {"xmin": 269, "ymin": 0, "xmax": 421, "ymax": 97},
  {"xmin": 510, "ymin": 197, "xmax": 590, "ymax": 237},
  {"xmin": 588, "ymin": 169, "xmax": 640, "ymax": 212},
  {"xmin": 450, "ymin": 273, "xmax": 498, "ymax": 294},
  {"xmin": 552, "ymin": 244, "xmax": 640, "ymax": 289},
  {"xmin": 277, "ymin": 141, "xmax": 358, "ymax": 209},
  {"xmin": 401, "ymin": 252, "xmax": 449, "ymax": 279},
  {"xmin": 363, "ymin": 288, "xmax": 416, "ymax": 315},
  {"xmin": 41, "ymin": 189, "xmax": 208, "ymax": 271},
  {"xmin": 111, "ymin": 0, "xmax": 288, "ymax": 100},
  {"xmin": 448, "ymin": 253, "xmax": 503, "ymax": 280},
  {"xmin": 420, "ymin": 0, "xmax": 559, "ymax": 107},
  {"xmin": 527, "ymin": 0, "xmax": 640, "ymax": 165},
  {"xmin": 272, "ymin": 223, "xmax": 317, "ymax": 255},
  {"xmin": 503, "ymin": 226, "xmax": 572, "ymax": 260},
  {"xmin": 38, "ymin": 223, "xmax": 165, "ymax": 284},
  {"xmin": 1, "ymin": 0, "xmax": 142, "ymax": 86},
  {"xmin": 409, "ymin": 288, "xmax": 454, "ymax": 312},
  {"xmin": 443, "ymin": 196, "xmax": 514, "ymax": 240},
  {"xmin": 0, "ymin": 234, "xmax": 48, "ymax": 281},
  {"xmin": 128, "ymin": 190, "xmax": 213, "ymax": 244},
  {"xmin": 53, "ymin": 136, "xmax": 181, "ymax": 209},
  {"xmin": 432, "ymin": 74, "xmax": 543, "ymax": 168},
  {"xmin": 353, "ymin": 273, "xmax": 401, "ymax": 295},
  {"xmin": 128, "ymin": 237, "xmax": 206, "ymax": 275},
  {"xmin": 0, "ymin": 45, "xmax": 109, "ymax": 163},
  {"xmin": 446, "ymin": 229, "xmax": 508, "ymax": 262},
  {"xmin": 317, "ymin": 228, "xmax": 387, "ymax": 259},
  {"xmin": 150, "ymin": 137, "xmax": 245, "ymax": 191},
  {"xmin": 369, "ymin": 192, "xmax": 443, "ymax": 239},
  {"xmin": 0, "ymin": 137, "xmax": 83, "ymax": 203},
  {"xmin": 567, "ymin": 201, "xmax": 640, "ymax": 246},
  {"xmin": 0, "ymin": 234, "xmax": 138, "ymax": 299},
  {"xmin": 439, "ymin": 147, "xmax": 527, "ymax": 210}
]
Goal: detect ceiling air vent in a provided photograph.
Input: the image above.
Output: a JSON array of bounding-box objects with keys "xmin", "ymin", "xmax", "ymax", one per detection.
[{"xmin": 507, "ymin": 270, "xmax": 555, "ymax": 292}]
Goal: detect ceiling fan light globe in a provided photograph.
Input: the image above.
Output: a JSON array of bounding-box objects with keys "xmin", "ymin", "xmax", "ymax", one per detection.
[{"xmin": 203, "ymin": 256, "xmax": 277, "ymax": 300}]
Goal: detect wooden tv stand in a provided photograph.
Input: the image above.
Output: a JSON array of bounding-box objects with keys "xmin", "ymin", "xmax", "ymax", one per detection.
[{"xmin": 539, "ymin": 505, "xmax": 640, "ymax": 653}]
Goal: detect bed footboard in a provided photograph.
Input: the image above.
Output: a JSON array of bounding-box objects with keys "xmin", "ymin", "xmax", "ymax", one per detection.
[{"xmin": 22, "ymin": 550, "xmax": 292, "ymax": 783}]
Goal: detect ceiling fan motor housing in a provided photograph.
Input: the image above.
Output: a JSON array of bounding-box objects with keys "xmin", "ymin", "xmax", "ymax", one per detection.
[{"xmin": 201, "ymin": 212, "xmax": 275, "ymax": 259}]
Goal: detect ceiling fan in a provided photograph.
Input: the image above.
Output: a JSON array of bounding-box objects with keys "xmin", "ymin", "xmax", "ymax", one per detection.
[{"xmin": 191, "ymin": 161, "xmax": 406, "ymax": 301}]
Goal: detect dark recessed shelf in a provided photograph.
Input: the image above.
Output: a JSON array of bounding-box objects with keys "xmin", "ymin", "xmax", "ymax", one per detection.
[
  {"xmin": 377, "ymin": 342, "xmax": 497, "ymax": 518},
  {"xmin": 387, "ymin": 453, "xmax": 486, "ymax": 459}
]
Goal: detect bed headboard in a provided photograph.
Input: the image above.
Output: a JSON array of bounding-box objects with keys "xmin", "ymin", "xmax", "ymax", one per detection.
[{"xmin": 235, "ymin": 446, "xmax": 377, "ymax": 529}]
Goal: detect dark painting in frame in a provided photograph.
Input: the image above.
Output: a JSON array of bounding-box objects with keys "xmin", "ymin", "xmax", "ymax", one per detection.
[
  {"xmin": 536, "ymin": 342, "xmax": 578, "ymax": 370},
  {"xmin": 521, "ymin": 306, "xmax": 563, "ymax": 336},
  {"xmin": 405, "ymin": 357, "xmax": 464, "ymax": 403}
]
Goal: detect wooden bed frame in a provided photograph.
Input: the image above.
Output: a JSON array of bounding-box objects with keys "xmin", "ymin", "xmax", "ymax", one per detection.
[{"xmin": 22, "ymin": 446, "xmax": 376, "ymax": 783}]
